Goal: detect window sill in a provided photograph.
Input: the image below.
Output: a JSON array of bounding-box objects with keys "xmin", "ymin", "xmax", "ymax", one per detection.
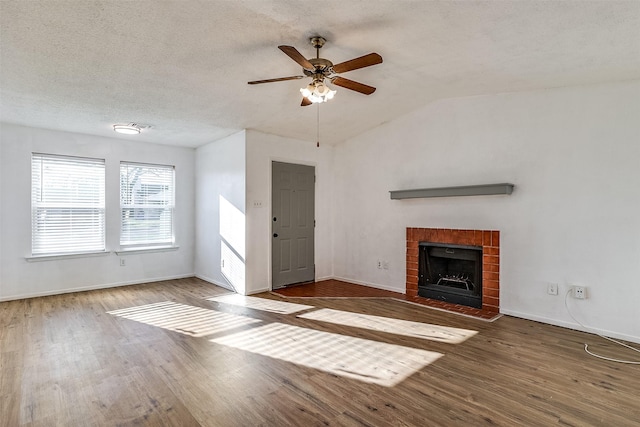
[
  {"xmin": 26, "ymin": 250, "xmax": 111, "ymax": 262},
  {"xmin": 115, "ymin": 246, "xmax": 179, "ymax": 255}
]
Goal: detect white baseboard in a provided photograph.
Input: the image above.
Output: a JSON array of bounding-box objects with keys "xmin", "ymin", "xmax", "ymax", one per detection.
[
  {"xmin": 194, "ymin": 275, "xmax": 270, "ymax": 295},
  {"xmin": 330, "ymin": 276, "xmax": 405, "ymax": 294},
  {"xmin": 501, "ymin": 309, "xmax": 640, "ymax": 345},
  {"xmin": 194, "ymin": 274, "xmax": 235, "ymax": 292},
  {"xmin": 0, "ymin": 274, "xmax": 194, "ymax": 302}
]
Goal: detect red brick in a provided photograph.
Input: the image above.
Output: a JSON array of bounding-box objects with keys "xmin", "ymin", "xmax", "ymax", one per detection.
[
  {"xmin": 486, "ymin": 247, "xmax": 500, "ymax": 256},
  {"xmin": 482, "ymin": 230, "xmax": 492, "ymax": 245},
  {"xmin": 473, "ymin": 230, "xmax": 483, "ymax": 246},
  {"xmin": 484, "ymin": 264, "xmax": 499, "ymax": 273},
  {"xmin": 483, "ymin": 288, "xmax": 500, "ymax": 298},
  {"xmin": 483, "ymin": 295, "xmax": 499, "ymax": 305},
  {"xmin": 482, "ymin": 308, "xmax": 499, "ymax": 316},
  {"xmin": 483, "ymin": 255, "xmax": 500, "ymax": 265},
  {"xmin": 484, "ymin": 279, "xmax": 500, "ymax": 290},
  {"xmin": 403, "ymin": 227, "xmax": 502, "ymax": 316},
  {"xmin": 483, "ymin": 271, "xmax": 500, "ymax": 281}
]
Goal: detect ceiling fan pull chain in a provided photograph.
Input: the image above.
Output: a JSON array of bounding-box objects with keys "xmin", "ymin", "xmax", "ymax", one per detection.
[{"xmin": 316, "ymin": 103, "xmax": 320, "ymax": 148}]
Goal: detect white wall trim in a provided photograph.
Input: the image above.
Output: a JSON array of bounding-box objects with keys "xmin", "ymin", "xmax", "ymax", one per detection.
[
  {"xmin": 330, "ymin": 276, "xmax": 405, "ymax": 294},
  {"xmin": 115, "ymin": 246, "xmax": 179, "ymax": 255},
  {"xmin": 247, "ymin": 287, "xmax": 270, "ymax": 295},
  {"xmin": 501, "ymin": 309, "xmax": 640, "ymax": 345},
  {"xmin": 26, "ymin": 250, "xmax": 112, "ymax": 262},
  {"xmin": 194, "ymin": 274, "xmax": 235, "ymax": 292},
  {"xmin": 0, "ymin": 273, "xmax": 194, "ymax": 302}
]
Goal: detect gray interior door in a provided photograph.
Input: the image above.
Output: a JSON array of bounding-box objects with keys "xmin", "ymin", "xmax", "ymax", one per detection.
[{"xmin": 272, "ymin": 161, "xmax": 315, "ymax": 289}]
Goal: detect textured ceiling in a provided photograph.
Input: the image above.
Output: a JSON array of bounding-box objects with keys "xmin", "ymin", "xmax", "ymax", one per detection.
[{"xmin": 1, "ymin": 1, "xmax": 639, "ymax": 147}]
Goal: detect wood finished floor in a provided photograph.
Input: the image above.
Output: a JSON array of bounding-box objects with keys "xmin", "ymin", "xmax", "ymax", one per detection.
[
  {"xmin": 2, "ymin": 277, "xmax": 639, "ymax": 426},
  {"xmin": 272, "ymin": 279, "xmax": 500, "ymax": 320}
]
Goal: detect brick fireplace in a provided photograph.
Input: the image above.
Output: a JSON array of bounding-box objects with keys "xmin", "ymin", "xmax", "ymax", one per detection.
[{"xmin": 406, "ymin": 228, "xmax": 500, "ymax": 316}]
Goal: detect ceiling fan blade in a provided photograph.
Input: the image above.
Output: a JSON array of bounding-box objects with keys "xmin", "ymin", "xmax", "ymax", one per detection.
[
  {"xmin": 278, "ymin": 46, "xmax": 315, "ymax": 71},
  {"xmin": 332, "ymin": 77, "xmax": 376, "ymax": 95},
  {"xmin": 248, "ymin": 76, "xmax": 304, "ymax": 85},
  {"xmin": 301, "ymin": 97, "xmax": 312, "ymax": 107},
  {"xmin": 332, "ymin": 53, "xmax": 382, "ymax": 74}
]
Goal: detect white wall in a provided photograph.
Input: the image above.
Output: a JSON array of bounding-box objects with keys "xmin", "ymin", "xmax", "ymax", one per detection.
[
  {"xmin": 245, "ymin": 130, "xmax": 334, "ymax": 295},
  {"xmin": 0, "ymin": 125, "xmax": 3, "ymax": 291},
  {"xmin": 194, "ymin": 131, "xmax": 246, "ymax": 293},
  {"xmin": 332, "ymin": 80, "xmax": 640, "ymax": 343},
  {"xmin": 0, "ymin": 123, "xmax": 196, "ymax": 300}
]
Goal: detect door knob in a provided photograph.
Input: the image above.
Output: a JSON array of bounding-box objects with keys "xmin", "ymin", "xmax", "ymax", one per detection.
[{"xmin": 273, "ymin": 233, "xmax": 278, "ymax": 238}]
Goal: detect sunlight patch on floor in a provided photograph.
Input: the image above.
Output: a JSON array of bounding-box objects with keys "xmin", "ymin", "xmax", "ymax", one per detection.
[
  {"xmin": 211, "ymin": 322, "xmax": 442, "ymax": 387},
  {"xmin": 298, "ymin": 308, "xmax": 477, "ymax": 343},
  {"xmin": 207, "ymin": 294, "xmax": 314, "ymax": 314},
  {"xmin": 108, "ymin": 302, "xmax": 261, "ymax": 337}
]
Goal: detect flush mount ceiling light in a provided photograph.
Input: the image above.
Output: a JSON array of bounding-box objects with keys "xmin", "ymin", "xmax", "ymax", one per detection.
[{"xmin": 113, "ymin": 123, "xmax": 142, "ymax": 135}]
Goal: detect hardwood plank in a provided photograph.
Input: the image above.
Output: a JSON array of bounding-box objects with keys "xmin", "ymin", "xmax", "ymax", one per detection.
[{"xmin": 1, "ymin": 277, "xmax": 639, "ymax": 426}]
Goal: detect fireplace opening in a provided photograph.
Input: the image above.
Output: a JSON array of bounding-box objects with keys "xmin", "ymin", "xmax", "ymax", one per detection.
[{"xmin": 418, "ymin": 242, "xmax": 482, "ymax": 308}]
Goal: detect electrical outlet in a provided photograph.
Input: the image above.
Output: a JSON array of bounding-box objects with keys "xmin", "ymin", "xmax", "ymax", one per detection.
[
  {"xmin": 252, "ymin": 200, "xmax": 263, "ymax": 208},
  {"xmin": 377, "ymin": 260, "xmax": 382, "ymax": 269},
  {"xmin": 573, "ymin": 286, "xmax": 587, "ymax": 299},
  {"xmin": 119, "ymin": 258, "xmax": 126, "ymax": 267},
  {"xmin": 547, "ymin": 283, "xmax": 558, "ymax": 295}
]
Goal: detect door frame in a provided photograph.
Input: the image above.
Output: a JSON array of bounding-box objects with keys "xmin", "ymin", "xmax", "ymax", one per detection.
[{"xmin": 270, "ymin": 160, "xmax": 316, "ymax": 290}]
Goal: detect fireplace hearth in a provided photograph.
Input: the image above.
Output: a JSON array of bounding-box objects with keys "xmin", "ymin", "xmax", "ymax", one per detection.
[
  {"xmin": 406, "ymin": 228, "xmax": 500, "ymax": 315},
  {"xmin": 418, "ymin": 243, "xmax": 482, "ymax": 308}
]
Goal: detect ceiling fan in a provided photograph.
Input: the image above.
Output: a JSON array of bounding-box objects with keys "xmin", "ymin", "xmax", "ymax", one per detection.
[{"xmin": 248, "ymin": 36, "xmax": 383, "ymax": 106}]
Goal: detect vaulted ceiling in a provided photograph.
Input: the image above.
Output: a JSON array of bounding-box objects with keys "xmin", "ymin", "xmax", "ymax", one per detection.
[{"xmin": 1, "ymin": 1, "xmax": 639, "ymax": 147}]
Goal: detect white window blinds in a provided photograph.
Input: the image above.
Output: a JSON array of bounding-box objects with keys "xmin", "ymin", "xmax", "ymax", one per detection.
[
  {"xmin": 120, "ymin": 162, "xmax": 175, "ymax": 247},
  {"xmin": 31, "ymin": 153, "xmax": 106, "ymax": 255}
]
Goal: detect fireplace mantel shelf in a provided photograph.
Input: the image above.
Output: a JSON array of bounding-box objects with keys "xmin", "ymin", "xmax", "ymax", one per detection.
[{"xmin": 390, "ymin": 183, "xmax": 514, "ymax": 200}]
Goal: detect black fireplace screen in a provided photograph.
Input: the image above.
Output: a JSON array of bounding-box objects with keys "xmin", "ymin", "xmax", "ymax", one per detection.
[{"xmin": 418, "ymin": 242, "xmax": 482, "ymax": 308}]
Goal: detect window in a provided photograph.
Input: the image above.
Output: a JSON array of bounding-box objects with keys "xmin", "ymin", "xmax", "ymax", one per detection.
[
  {"xmin": 31, "ymin": 153, "xmax": 106, "ymax": 255},
  {"xmin": 120, "ymin": 162, "xmax": 175, "ymax": 248}
]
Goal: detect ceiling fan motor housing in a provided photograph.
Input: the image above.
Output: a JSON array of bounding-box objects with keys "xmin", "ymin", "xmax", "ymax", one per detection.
[
  {"xmin": 304, "ymin": 37, "xmax": 333, "ymax": 80},
  {"xmin": 304, "ymin": 58, "xmax": 334, "ymax": 79}
]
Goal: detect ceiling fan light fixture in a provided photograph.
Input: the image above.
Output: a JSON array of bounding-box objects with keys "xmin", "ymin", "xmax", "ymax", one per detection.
[
  {"xmin": 113, "ymin": 123, "xmax": 142, "ymax": 135},
  {"xmin": 324, "ymin": 88, "xmax": 336, "ymax": 100},
  {"xmin": 300, "ymin": 80, "xmax": 336, "ymax": 104},
  {"xmin": 300, "ymin": 84, "xmax": 314, "ymax": 98},
  {"xmin": 248, "ymin": 37, "xmax": 381, "ymax": 107}
]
